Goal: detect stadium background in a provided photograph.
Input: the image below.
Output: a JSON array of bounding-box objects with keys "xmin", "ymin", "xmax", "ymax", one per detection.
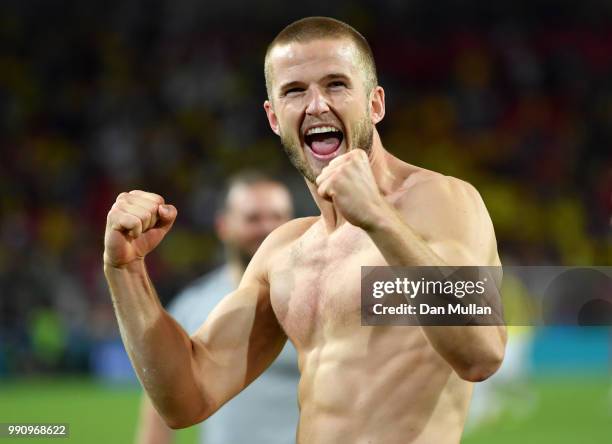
[{"xmin": 0, "ymin": 0, "xmax": 610, "ymax": 442}]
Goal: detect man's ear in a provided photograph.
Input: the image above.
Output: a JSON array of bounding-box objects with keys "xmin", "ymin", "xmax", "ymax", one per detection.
[
  {"xmin": 264, "ymin": 100, "xmax": 281, "ymax": 136},
  {"xmin": 215, "ymin": 213, "xmax": 228, "ymax": 242},
  {"xmin": 369, "ymin": 86, "xmax": 385, "ymax": 124}
]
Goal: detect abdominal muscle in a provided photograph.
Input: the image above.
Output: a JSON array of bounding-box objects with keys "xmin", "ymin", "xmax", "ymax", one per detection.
[
  {"xmin": 294, "ymin": 326, "xmax": 472, "ymax": 444},
  {"xmin": 267, "ymin": 219, "xmax": 473, "ymax": 442}
]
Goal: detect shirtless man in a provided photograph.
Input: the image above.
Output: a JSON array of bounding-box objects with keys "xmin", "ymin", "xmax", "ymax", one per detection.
[{"xmin": 104, "ymin": 17, "xmax": 506, "ymax": 443}]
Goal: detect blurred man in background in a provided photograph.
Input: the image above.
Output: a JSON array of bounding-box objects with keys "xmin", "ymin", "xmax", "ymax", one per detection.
[{"xmin": 135, "ymin": 171, "xmax": 298, "ymax": 444}]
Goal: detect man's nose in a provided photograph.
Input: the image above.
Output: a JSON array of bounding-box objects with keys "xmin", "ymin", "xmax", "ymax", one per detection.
[{"xmin": 305, "ymin": 88, "xmax": 330, "ymax": 116}]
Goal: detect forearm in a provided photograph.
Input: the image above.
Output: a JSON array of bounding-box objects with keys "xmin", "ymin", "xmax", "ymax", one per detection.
[
  {"xmin": 135, "ymin": 395, "xmax": 174, "ymax": 444},
  {"xmin": 420, "ymin": 325, "xmax": 506, "ymax": 381},
  {"xmin": 105, "ymin": 260, "xmax": 208, "ymax": 427},
  {"xmin": 366, "ymin": 204, "xmax": 506, "ymax": 381}
]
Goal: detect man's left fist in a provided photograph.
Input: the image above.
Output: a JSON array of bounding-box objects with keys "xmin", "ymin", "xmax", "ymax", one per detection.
[{"xmin": 315, "ymin": 150, "xmax": 388, "ymax": 230}]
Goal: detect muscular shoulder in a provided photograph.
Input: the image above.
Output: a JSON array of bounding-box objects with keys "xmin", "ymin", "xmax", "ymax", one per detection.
[
  {"xmin": 399, "ymin": 169, "xmax": 472, "ymax": 199},
  {"xmin": 396, "ymin": 170, "xmax": 484, "ymax": 217},
  {"xmin": 241, "ymin": 217, "xmax": 318, "ymax": 284},
  {"xmin": 261, "ymin": 217, "xmax": 318, "ymax": 251},
  {"xmin": 395, "ymin": 171, "xmax": 499, "ymax": 266}
]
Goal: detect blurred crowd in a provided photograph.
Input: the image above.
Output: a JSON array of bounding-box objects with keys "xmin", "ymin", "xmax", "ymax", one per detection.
[{"xmin": 0, "ymin": 1, "xmax": 610, "ymax": 375}]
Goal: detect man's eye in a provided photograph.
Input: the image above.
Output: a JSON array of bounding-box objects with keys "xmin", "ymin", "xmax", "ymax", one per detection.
[
  {"xmin": 329, "ymin": 81, "xmax": 346, "ymax": 88},
  {"xmin": 285, "ymin": 87, "xmax": 304, "ymax": 96}
]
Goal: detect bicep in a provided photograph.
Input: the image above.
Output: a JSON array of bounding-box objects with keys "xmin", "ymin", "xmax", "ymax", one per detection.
[
  {"xmin": 189, "ymin": 269, "xmax": 286, "ymax": 411},
  {"xmin": 184, "ymin": 220, "xmax": 301, "ymax": 414},
  {"xmin": 453, "ymin": 184, "xmax": 499, "ymax": 266},
  {"xmin": 409, "ymin": 178, "xmax": 499, "ymax": 266}
]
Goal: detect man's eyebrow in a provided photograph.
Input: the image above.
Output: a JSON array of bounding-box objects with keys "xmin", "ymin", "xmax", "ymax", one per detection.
[
  {"xmin": 278, "ymin": 81, "xmax": 305, "ymax": 93},
  {"xmin": 278, "ymin": 73, "xmax": 351, "ymax": 95}
]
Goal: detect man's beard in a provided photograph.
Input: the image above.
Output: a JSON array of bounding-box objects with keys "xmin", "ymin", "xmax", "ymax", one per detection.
[
  {"xmin": 279, "ymin": 114, "xmax": 374, "ymax": 184},
  {"xmin": 226, "ymin": 244, "xmax": 255, "ymax": 271}
]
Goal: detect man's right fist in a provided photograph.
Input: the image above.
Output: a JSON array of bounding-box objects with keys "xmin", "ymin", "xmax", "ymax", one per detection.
[{"xmin": 104, "ymin": 190, "xmax": 177, "ymax": 267}]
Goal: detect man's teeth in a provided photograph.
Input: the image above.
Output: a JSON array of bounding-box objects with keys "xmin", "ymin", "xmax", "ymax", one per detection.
[{"xmin": 306, "ymin": 126, "xmax": 340, "ymax": 135}]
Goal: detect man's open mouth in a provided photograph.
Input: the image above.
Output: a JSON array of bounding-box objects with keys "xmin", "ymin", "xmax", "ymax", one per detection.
[{"xmin": 304, "ymin": 126, "xmax": 344, "ymax": 159}]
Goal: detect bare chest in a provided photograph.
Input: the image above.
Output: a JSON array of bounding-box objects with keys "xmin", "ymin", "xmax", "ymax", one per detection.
[{"xmin": 269, "ymin": 224, "xmax": 386, "ymax": 348}]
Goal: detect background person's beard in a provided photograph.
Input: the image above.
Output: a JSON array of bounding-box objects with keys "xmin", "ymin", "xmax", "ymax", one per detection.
[
  {"xmin": 279, "ymin": 115, "xmax": 374, "ymax": 184},
  {"xmin": 225, "ymin": 244, "xmax": 255, "ymax": 272}
]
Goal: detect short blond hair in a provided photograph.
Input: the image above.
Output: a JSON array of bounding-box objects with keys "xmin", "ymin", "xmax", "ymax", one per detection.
[{"xmin": 264, "ymin": 17, "xmax": 378, "ymax": 99}]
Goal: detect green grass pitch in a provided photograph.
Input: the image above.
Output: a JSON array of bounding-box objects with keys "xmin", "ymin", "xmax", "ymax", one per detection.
[{"xmin": 0, "ymin": 377, "xmax": 609, "ymax": 443}]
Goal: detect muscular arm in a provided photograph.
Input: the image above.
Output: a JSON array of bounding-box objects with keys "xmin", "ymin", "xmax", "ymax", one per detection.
[
  {"xmin": 106, "ymin": 259, "xmax": 285, "ymax": 428},
  {"xmin": 315, "ymin": 152, "xmax": 506, "ymax": 382},
  {"xmin": 104, "ymin": 192, "xmax": 287, "ymax": 429},
  {"xmin": 367, "ymin": 174, "xmax": 506, "ymax": 382}
]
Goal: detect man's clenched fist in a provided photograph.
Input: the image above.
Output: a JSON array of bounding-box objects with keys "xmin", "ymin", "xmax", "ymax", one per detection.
[
  {"xmin": 315, "ymin": 150, "xmax": 388, "ymax": 231},
  {"xmin": 103, "ymin": 190, "xmax": 177, "ymax": 268}
]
